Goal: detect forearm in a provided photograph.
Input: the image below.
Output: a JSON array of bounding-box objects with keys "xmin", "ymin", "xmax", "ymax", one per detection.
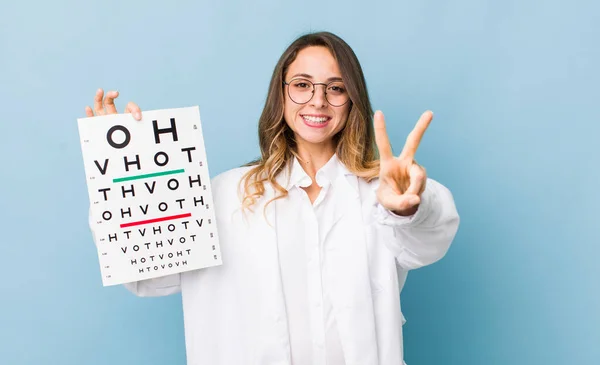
[{"xmin": 376, "ymin": 178, "xmax": 460, "ymax": 269}]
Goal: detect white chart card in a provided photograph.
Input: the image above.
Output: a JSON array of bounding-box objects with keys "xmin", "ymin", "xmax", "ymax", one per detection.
[{"xmin": 78, "ymin": 106, "xmax": 222, "ymax": 286}]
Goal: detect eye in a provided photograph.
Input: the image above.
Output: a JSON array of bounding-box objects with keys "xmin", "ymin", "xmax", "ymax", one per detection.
[
  {"xmin": 291, "ymin": 79, "xmax": 312, "ymax": 90},
  {"xmin": 293, "ymin": 82, "xmax": 310, "ymax": 89},
  {"xmin": 328, "ymin": 84, "xmax": 346, "ymax": 94}
]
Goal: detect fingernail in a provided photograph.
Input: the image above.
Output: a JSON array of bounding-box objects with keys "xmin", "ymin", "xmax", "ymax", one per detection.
[
  {"xmin": 135, "ymin": 112, "xmax": 141, "ymax": 120},
  {"xmin": 411, "ymin": 196, "xmax": 420, "ymax": 205}
]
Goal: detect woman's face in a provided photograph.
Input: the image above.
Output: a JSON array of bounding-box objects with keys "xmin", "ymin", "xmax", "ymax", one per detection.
[{"xmin": 283, "ymin": 46, "xmax": 351, "ymax": 149}]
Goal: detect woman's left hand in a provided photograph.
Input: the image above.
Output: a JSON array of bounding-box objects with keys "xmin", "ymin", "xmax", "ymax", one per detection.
[{"xmin": 374, "ymin": 110, "xmax": 433, "ymax": 216}]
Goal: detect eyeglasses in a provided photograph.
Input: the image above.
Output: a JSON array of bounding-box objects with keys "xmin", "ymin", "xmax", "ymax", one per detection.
[{"xmin": 283, "ymin": 78, "xmax": 350, "ymax": 107}]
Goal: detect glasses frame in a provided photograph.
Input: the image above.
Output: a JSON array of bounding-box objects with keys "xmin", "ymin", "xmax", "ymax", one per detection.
[{"xmin": 282, "ymin": 78, "xmax": 350, "ymax": 107}]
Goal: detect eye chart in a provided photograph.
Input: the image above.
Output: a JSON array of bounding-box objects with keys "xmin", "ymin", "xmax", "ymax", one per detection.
[{"xmin": 78, "ymin": 106, "xmax": 222, "ymax": 286}]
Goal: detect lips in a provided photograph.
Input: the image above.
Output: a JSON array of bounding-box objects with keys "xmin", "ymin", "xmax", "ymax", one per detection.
[{"xmin": 301, "ymin": 114, "xmax": 331, "ymax": 128}]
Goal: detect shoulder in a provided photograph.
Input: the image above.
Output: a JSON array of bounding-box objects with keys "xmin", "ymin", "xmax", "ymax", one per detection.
[
  {"xmin": 209, "ymin": 164, "xmax": 271, "ymax": 219},
  {"xmin": 211, "ymin": 165, "xmax": 253, "ymax": 187},
  {"xmin": 206, "ymin": 166, "xmax": 253, "ymax": 217},
  {"xmin": 210, "ymin": 165, "xmax": 254, "ymax": 198}
]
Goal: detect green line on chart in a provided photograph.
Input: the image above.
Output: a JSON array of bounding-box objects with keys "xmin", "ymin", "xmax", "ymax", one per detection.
[{"xmin": 113, "ymin": 169, "xmax": 185, "ymax": 183}]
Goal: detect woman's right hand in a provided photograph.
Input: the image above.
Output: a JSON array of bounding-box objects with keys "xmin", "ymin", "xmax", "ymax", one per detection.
[{"xmin": 84, "ymin": 88, "xmax": 143, "ymax": 121}]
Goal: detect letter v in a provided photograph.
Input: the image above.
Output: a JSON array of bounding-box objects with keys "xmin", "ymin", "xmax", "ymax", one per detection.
[
  {"xmin": 145, "ymin": 181, "xmax": 156, "ymax": 193},
  {"xmin": 94, "ymin": 159, "xmax": 109, "ymax": 175}
]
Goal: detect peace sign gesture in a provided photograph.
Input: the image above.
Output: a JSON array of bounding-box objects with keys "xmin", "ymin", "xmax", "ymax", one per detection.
[{"xmin": 374, "ymin": 110, "xmax": 433, "ymax": 216}]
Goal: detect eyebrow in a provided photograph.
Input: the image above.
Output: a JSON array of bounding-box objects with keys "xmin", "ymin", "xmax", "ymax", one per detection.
[{"xmin": 289, "ymin": 73, "xmax": 343, "ymax": 82}]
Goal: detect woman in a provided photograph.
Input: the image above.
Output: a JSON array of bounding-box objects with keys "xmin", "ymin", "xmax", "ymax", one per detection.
[{"xmin": 85, "ymin": 32, "xmax": 460, "ymax": 365}]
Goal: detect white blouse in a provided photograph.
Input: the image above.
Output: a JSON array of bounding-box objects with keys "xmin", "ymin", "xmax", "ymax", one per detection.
[
  {"xmin": 93, "ymin": 154, "xmax": 460, "ymax": 365},
  {"xmin": 276, "ymin": 155, "xmax": 349, "ymax": 365}
]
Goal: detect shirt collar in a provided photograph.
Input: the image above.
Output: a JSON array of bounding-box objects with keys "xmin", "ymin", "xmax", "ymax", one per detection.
[{"xmin": 284, "ymin": 153, "xmax": 350, "ymax": 190}]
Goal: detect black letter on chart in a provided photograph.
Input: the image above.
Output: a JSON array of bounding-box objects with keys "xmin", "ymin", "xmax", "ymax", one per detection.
[
  {"xmin": 98, "ymin": 188, "xmax": 111, "ymax": 201},
  {"xmin": 102, "ymin": 211, "xmax": 112, "ymax": 221},
  {"xmin": 153, "ymin": 118, "xmax": 178, "ymax": 144},
  {"xmin": 181, "ymin": 147, "xmax": 196, "ymax": 162},
  {"xmin": 144, "ymin": 181, "xmax": 156, "ymax": 194},
  {"xmin": 106, "ymin": 125, "xmax": 131, "ymax": 149},
  {"xmin": 94, "ymin": 159, "xmax": 109, "ymax": 175},
  {"xmin": 121, "ymin": 207, "xmax": 132, "ymax": 218},
  {"xmin": 154, "ymin": 152, "xmax": 169, "ymax": 167},
  {"xmin": 167, "ymin": 179, "xmax": 179, "ymax": 191},
  {"xmin": 124, "ymin": 155, "xmax": 141, "ymax": 172},
  {"xmin": 189, "ymin": 175, "xmax": 202, "ymax": 188},
  {"xmin": 122, "ymin": 185, "xmax": 135, "ymax": 198}
]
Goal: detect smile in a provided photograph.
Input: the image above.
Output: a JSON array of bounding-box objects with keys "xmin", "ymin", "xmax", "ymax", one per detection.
[{"xmin": 301, "ymin": 114, "xmax": 331, "ymax": 128}]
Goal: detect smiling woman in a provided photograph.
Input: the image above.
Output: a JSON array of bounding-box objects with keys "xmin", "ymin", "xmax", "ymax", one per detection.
[
  {"xmin": 283, "ymin": 47, "xmax": 350, "ymax": 142},
  {"xmin": 84, "ymin": 31, "xmax": 460, "ymax": 365}
]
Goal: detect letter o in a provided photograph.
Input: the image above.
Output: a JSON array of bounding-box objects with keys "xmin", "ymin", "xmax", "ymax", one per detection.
[
  {"xmin": 167, "ymin": 178, "xmax": 179, "ymax": 191},
  {"xmin": 106, "ymin": 125, "xmax": 131, "ymax": 149},
  {"xmin": 102, "ymin": 211, "xmax": 112, "ymax": 221},
  {"xmin": 159, "ymin": 202, "xmax": 168, "ymax": 212},
  {"xmin": 154, "ymin": 151, "xmax": 169, "ymax": 166}
]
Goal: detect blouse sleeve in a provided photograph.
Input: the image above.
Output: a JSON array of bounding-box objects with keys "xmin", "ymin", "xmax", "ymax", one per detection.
[{"xmin": 374, "ymin": 178, "xmax": 460, "ymax": 270}]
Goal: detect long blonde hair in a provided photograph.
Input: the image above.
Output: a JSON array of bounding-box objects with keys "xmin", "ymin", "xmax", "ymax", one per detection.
[{"xmin": 241, "ymin": 31, "xmax": 380, "ymax": 211}]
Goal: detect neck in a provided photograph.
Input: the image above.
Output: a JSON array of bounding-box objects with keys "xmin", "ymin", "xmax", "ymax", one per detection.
[{"xmin": 295, "ymin": 140, "xmax": 336, "ymax": 180}]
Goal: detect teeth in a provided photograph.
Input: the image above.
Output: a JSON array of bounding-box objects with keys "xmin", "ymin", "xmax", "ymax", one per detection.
[{"xmin": 303, "ymin": 115, "xmax": 328, "ymax": 123}]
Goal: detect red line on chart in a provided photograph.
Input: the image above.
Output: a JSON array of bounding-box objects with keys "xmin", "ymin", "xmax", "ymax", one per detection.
[{"xmin": 120, "ymin": 213, "xmax": 192, "ymax": 228}]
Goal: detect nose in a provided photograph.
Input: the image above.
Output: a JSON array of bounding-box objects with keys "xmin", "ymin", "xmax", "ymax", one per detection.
[{"xmin": 310, "ymin": 84, "xmax": 328, "ymax": 108}]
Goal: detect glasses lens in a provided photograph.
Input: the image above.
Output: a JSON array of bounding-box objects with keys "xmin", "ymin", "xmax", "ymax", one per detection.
[
  {"xmin": 326, "ymin": 81, "xmax": 348, "ymax": 106},
  {"xmin": 287, "ymin": 79, "xmax": 314, "ymax": 104}
]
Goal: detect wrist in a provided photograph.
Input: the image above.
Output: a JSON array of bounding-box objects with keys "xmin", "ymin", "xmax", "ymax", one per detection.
[{"xmin": 392, "ymin": 204, "xmax": 419, "ymax": 217}]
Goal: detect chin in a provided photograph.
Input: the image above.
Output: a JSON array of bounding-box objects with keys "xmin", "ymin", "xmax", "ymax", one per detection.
[{"xmin": 294, "ymin": 129, "xmax": 336, "ymax": 146}]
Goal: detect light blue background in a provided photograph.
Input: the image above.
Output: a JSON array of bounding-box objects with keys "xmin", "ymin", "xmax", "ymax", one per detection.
[{"xmin": 1, "ymin": 0, "xmax": 598, "ymax": 364}]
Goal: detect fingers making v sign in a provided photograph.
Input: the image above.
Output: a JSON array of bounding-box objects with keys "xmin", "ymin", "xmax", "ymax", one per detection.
[{"xmin": 374, "ymin": 110, "xmax": 433, "ymax": 216}]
